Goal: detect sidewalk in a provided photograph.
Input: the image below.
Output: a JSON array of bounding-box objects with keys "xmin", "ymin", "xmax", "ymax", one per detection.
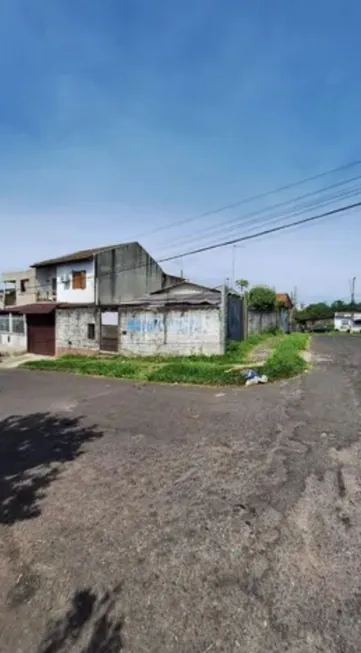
[{"xmin": 0, "ymin": 353, "xmax": 52, "ymax": 369}]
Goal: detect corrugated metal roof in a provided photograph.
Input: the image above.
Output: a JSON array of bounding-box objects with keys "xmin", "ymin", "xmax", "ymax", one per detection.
[
  {"xmin": 120, "ymin": 291, "xmax": 221, "ymax": 308},
  {"xmin": 151, "ymin": 281, "xmax": 217, "ymax": 295},
  {"xmin": 31, "ymin": 241, "xmax": 139, "ymax": 268}
]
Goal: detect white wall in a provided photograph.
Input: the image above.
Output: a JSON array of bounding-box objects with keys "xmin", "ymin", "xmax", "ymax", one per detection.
[
  {"xmin": 56, "ymin": 260, "xmax": 95, "ymax": 304},
  {"xmin": 119, "ymin": 307, "xmax": 222, "ymax": 355},
  {"xmin": 0, "ymin": 332, "xmax": 27, "ymax": 353}
]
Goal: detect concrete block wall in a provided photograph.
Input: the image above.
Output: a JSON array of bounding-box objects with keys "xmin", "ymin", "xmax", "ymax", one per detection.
[
  {"xmin": 247, "ymin": 308, "xmax": 291, "ymax": 335},
  {"xmin": 247, "ymin": 309, "xmax": 278, "ymax": 335},
  {"xmin": 56, "ymin": 308, "xmax": 98, "ymax": 356},
  {"xmin": 119, "ymin": 307, "xmax": 222, "ymax": 356}
]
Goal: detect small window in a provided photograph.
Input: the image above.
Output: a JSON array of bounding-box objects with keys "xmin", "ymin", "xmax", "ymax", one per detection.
[
  {"xmin": 20, "ymin": 278, "xmax": 29, "ymax": 293},
  {"xmin": 87, "ymin": 323, "xmax": 95, "ymax": 340},
  {"xmin": 72, "ymin": 270, "xmax": 87, "ymax": 290}
]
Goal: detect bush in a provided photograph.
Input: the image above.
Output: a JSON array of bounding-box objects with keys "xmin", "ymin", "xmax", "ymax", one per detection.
[{"xmin": 248, "ymin": 286, "xmax": 276, "ymax": 312}]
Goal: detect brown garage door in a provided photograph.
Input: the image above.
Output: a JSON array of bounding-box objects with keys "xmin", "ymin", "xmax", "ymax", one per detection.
[{"xmin": 27, "ymin": 313, "xmax": 55, "ymax": 356}]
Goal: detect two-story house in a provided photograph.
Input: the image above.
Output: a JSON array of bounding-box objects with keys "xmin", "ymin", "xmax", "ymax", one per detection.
[{"xmin": 0, "ymin": 242, "xmax": 182, "ymax": 356}]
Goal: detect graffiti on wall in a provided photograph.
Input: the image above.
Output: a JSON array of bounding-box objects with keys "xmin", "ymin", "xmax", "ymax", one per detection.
[
  {"xmin": 126, "ymin": 312, "xmax": 205, "ymax": 335},
  {"xmin": 126, "ymin": 316, "xmax": 163, "ymax": 333}
]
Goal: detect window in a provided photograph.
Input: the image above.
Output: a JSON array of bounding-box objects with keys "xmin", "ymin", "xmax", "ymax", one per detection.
[
  {"xmin": 0, "ymin": 315, "xmax": 9, "ymax": 332},
  {"xmin": 87, "ymin": 323, "xmax": 95, "ymax": 340},
  {"xmin": 72, "ymin": 270, "xmax": 87, "ymax": 290},
  {"xmin": 20, "ymin": 278, "xmax": 29, "ymax": 293},
  {"xmin": 12, "ymin": 315, "xmax": 25, "ymax": 334}
]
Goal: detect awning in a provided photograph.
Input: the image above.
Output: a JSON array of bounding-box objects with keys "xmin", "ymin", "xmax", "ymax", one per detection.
[{"xmin": 0, "ymin": 303, "xmax": 57, "ymax": 315}]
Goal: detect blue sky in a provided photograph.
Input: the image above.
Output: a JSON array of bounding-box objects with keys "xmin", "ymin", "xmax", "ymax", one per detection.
[{"xmin": 1, "ymin": 0, "xmax": 361, "ymax": 303}]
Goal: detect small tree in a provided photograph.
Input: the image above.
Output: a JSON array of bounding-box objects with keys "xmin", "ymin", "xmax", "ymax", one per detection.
[
  {"xmin": 235, "ymin": 278, "xmax": 249, "ymax": 294},
  {"xmin": 248, "ymin": 285, "xmax": 276, "ymax": 312}
]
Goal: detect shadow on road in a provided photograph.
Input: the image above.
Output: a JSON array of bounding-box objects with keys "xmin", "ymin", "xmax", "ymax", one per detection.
[
  {"xmin": 0, "ymin": 412, "xmax": 102, "ymax": 525},
  {"xmin": 37, "ymin": 585, "xmax": 124, "ymax": 653}
]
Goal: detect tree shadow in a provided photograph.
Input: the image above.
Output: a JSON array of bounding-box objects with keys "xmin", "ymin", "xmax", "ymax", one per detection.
[
  {"xmin": 37, "ymin": 585, "xmax": 124, "ymax": 653},
  {"xmin": 0, "ymin": 412, "xmax": 102, "ymax": 525}
]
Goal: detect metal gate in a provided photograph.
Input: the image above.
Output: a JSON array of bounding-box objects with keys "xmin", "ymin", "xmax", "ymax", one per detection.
[{"xmin": 27, "ymin": 313, "xmax": 55, "ymax": 356}]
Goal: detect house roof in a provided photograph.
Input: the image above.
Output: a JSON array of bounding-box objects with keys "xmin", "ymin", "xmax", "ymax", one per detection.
[
  {"xmin": 119, "ymin": 280, "xmax": 223, "ymax": 308},
  {"xmin": 120, "ymin": 293, "xmax": 221, "ymax": 308},
  {"xmin": 31, "ymin": 242, "xmax": 139, "ymax": 268},
  {"xmin": 276, "ymin": 293, "xmax": 293, "ymax": 308},
  {"xmin": 151, "ymin": 280, "xmax": 217, "ymax": 295}
]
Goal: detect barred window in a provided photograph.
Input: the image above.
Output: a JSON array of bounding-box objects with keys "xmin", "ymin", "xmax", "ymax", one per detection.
[
  {"xmin": 12, "ymin": 315, "xmax": 25, "ymax": 334},
  {"xmin": 0, "ymin": 315, "xmax": 10, "ymax": 332}
]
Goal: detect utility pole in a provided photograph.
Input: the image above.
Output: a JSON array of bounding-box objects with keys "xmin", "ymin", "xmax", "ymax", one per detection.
[
  {"xmin": 231, "ymin": 245, "xmax": 237, "ymax": 287},
  {"xmin": 350, "ymin": 277, "xmax": 356, "ymax": 331},
  {"xmin": 350, "ymin": 277, "xmax": 356, "ymax": 306}
]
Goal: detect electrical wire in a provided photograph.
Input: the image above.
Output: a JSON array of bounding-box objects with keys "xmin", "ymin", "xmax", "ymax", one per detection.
[
  {"xmin": 158, "ymin": 200, "xmax": 361, "ymax": 262},
  {"xmin": 155, "ymin": 183, "xmax": 361, "ymax": 258},
  {"xmin": 134, "ymin": 160, "xmax": 361, "ymax": 239},
  {"xmin": 1, "ymin": 198, "xmax": 360, "ymax": 297},
  {"xmin": 153, "ymin": 173, "xmax": 361, "ymax": 255}
]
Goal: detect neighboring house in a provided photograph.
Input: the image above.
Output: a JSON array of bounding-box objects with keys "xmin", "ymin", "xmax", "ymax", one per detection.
[
  {"xmin": 276, "ymin": 292, "xmax": 294, "ymax": 310},
  {"xmin": 56, "ymin": 281, "xmax": 243, "ymax": 357},
  {"xmin": 334, "ymin": 312, "xmax": 361, "ymax": 333},
  {"xmin": 30, "ymin": 241, "xmax": 182, "ymax": 305},
  {"xmin": 0, "ymin": 269, "xmax": 38, "ymax": 308},
  {"xmin": 0, "ymin": 242, "xmax": 184, "ymax": 356}
]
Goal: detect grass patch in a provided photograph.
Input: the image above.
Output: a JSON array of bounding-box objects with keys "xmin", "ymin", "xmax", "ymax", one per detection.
[
  {"xmin": 24, "ymin": 356, "xmax": 244, "ymax": 386},
  {"xmin": 23, "ymin": 331, "xmax": 305, "ymax": 386},
  {"xmin": 261, "ymin": 333, "xmax": 309, "ymax": 380},
  {"xmin": 147, "ymin": 362, "xmax": 244, "ymax": 385}
]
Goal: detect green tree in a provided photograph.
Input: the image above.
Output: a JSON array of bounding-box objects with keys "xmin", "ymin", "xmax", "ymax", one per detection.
[
  {"xmin": 331, "ymin": 300, "xmax": 348, "ymax": 312},
  {"xmin": 294, "ymin": 302, "xmax": 333, "ymax": 323},
  {"xmin": 248, "ymin": 285, "xmax": 276, "ymax": 312},
  {"xmin": 235, "ymin": 278, "xmax": 249, "ymax": 294}
]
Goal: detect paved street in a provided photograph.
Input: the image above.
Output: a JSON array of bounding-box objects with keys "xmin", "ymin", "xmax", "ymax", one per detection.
[{"xmin": 1, "ymin": 336, "xmax": 361, "ymax": 652}]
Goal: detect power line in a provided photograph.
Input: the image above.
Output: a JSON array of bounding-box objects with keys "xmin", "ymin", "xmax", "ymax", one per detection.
[
  {"xmin": 156, "ymin": 183, "xmax": 361, "ymax": 259},
  {"xmin": 2, "ymin": 199, "xmax": 359, "ymax": 297},
  {"xmin": 136, "ymin": 159, "xmax": 361, "ymax": 239},
  {"xmin": 158, "ymin": 200, "xmax": 361, "ymax": 262},
  {"xmin": 153, "ymin": 173, "xmax": 361, "ymax": 255}
]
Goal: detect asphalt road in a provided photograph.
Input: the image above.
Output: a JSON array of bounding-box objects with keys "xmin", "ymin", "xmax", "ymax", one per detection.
[{"xmin": 1, "ymin": 336, "xmax": 361, "ymax": 652}]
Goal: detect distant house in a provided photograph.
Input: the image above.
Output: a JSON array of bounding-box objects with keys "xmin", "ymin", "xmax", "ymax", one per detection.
[
  {"xmin": 334, "ymin": 312, "xmax": 361, "ymax": 333},
  {"xmin": 276, "ymin": 293, "xmax": 294, "ymax": 310}
]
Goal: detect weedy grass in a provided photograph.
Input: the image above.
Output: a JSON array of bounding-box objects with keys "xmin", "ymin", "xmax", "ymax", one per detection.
[
  {"xmin": 23, "ymin": 331, "xmax": 308, "ymax": 385},
  {"xmin": 261, "ymin": 333, "xmax": 309, "ymax": 380}
]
